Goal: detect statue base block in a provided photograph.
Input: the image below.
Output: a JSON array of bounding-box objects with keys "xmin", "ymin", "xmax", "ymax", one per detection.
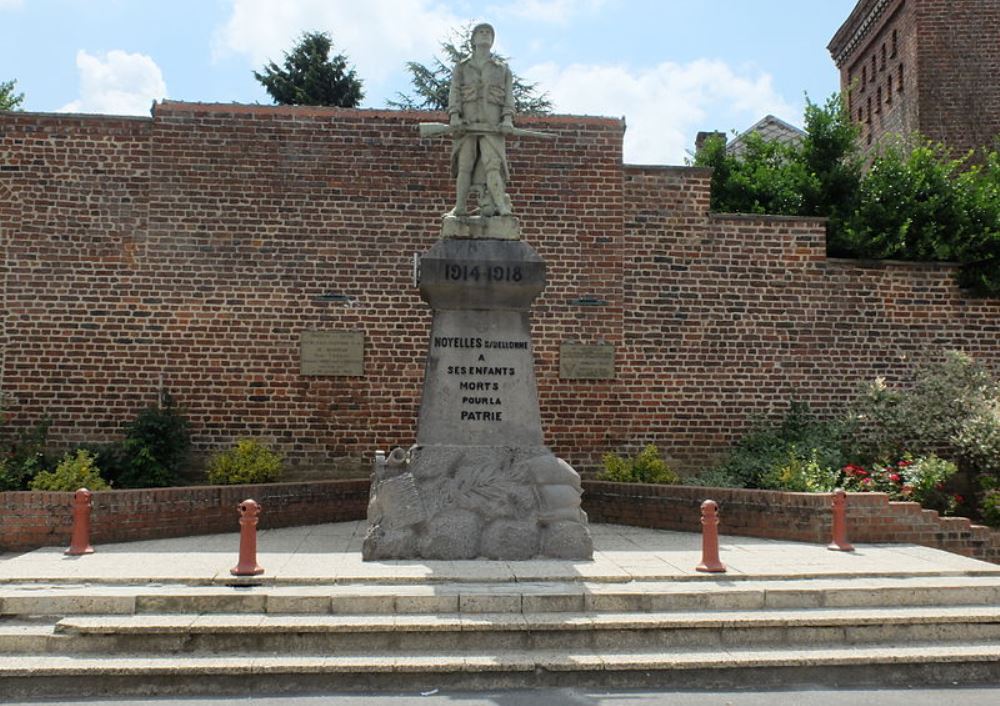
[
  {"xmin": 442, "ymin": 214, "xmax": 520, "ymax": 240},
  {"xmin": 363, "ymin": 445, "xmax": 593, "ymax": 561}
]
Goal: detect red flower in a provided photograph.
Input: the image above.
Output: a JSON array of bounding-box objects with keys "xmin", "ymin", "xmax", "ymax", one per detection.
[
  {"xmin": 889, "ymin": 473, "xmax": 901, "ymax": 483},
  {"xmin": 953, "ymin": 494, "xmax": 964, "ymax": 505},
  {"xmin": 897, "ymin": 460, "xmax": 913, "ymax": 467}
]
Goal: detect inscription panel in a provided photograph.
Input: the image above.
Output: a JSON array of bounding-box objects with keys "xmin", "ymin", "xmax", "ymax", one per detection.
[
  {"xmin": 300, "ymin": 330, "xmax": 364, "ymax": 376},
  {"xmin": 560, "ymin": 342, "xmax": 616, "ymax": 380}
]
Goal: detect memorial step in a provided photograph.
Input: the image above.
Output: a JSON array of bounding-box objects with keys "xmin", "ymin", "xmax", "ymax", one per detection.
[
  {"xmin": 13, "ymin": 604, "xmax": 994, "ymax": 654},
  {"xmin": 1, "ymin": 642, "xmax": 998, "ymax": 699},
  {"xmin": 2, "ymin": 575, "xmax": 999, "ymax": 617}
]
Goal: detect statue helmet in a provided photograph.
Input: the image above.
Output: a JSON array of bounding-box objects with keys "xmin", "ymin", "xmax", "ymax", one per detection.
[{"xmin": 471, "ymin": 22, "xmax": 495, "ymax": 41}]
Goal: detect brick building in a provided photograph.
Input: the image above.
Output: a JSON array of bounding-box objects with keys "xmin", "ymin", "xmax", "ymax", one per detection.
[
  {"xmin": 1, "ymin": 102, "xmax": 998, "ymax": 476},
  {"xmin": 829, "ymin": 0, "xmax": 1000, "ymax": 156}
]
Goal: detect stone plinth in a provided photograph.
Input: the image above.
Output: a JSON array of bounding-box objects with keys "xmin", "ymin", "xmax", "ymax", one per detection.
[
  {"xmin": 363, "ymin": 237, "xmax": 593, "ymax": 561},
  {"xmin": 441, "ymin": 214, "xmax": 520, "ymax": 240}
]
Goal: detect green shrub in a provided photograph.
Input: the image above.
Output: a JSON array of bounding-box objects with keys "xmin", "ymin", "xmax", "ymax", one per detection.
[
  {"xmin": 598, "ymin": 444, "xmax": 678, "ymax": 484},
  {"xmin": 843, "ymin": 454, "xmax": 958, "ymax": 513},
  {"xmin": 0, "ymin": 416, "xmax": 54, "ymax": 491},
  {"xmin": 843, "ymin": 376, "xmax": 907, "ymax": 463},
  {"xmin": 847, "ymin": 352, "xmax": 1000, "ymax": 517},
  {"xmin": 954, "ymin": 399, "xmax": 1000, "ymax": 480},
  {"xmin": 683, "ymin": 466, "xmax": 744, "ymax": 488},
  {"xmin": 981, "ymin": 489, "xmax": 1000, "ymax": 528},
  {"xmin": 115, "ymin": 394, "xmax": 191, "ymax": 488},
  {"xmin": 29, "ymin": 450, "xmax": 109, "ymax": 492},
  {"xmin": 206, "ymin": 439, "xmax": 283, "ymax": 485},
  {"xmin": 709, "ymin": 401, "xmax": 847, "ymax": 489},
  {"xmin": 760, "ymin": 448, "xmax": 842, "ymax": 493}
]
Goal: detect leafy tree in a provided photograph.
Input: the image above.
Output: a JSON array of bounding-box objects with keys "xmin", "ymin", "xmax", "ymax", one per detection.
[
  {"xmin": 1, "ymin": 79, "xmax": 25, "ymax": 111},
  {"xmin": 694, "ymin": 94, "xmax": 1000, "ymax": 294},
  {"xmin": 798, "ymin": 94, "xmax": 862, "ymax": 255},
  {"xmin": 254, "ymin": 31, "xmax": 364, "ymax": 108},
  {"xmin": 695, "ymin": 131, "xmax": 807, "ymax": 216},
  {"xmin": 843, "ymin": 141, "xmax": 966, "ymax": 260},
  {"xmin": 693, "ymin": 94, "xmax": 860, "ymax": 230},
  {"xmin": 388, "ymin": 24, "xmax": 552, "ymax": 115},
  {"xmin": 841, "ymin": 139, "xmax": 1000, "ymax": 293}
]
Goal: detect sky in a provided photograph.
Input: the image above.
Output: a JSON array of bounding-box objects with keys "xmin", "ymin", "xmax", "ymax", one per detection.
[{"xmin": 1, "ymin": 0, "xmax": 859, "ymax": 165}]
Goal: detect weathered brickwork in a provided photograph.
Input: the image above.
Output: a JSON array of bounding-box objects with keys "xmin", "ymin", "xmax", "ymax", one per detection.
[
  {"xmin": 830, "ymin": 0, "xmax": 1000, "ymax": 156},
  {"xmin": 583, "ymin": 482, "xmax": 1000, "ymax": 563},
  {"xmin": 0, "ymin": 480, "xmax": 370, "ymax": 552},
  {"xmin": 3, "ymin": 480, "xmax": 996, "ymax": 563},
  {"xmin": 1, "ymin": 103, "xmax": 999, "ymax": 477}
]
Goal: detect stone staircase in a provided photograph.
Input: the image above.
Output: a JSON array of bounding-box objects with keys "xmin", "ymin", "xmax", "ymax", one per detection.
[{"xmin": 2, "ymin": 573, "xmax": 999, "ymax": 698}]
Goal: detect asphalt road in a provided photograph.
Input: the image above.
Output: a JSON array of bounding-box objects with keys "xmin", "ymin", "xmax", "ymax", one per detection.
[{"xmin": 7, "ymin": 686, "xmax": 1000, "ymax": 706}]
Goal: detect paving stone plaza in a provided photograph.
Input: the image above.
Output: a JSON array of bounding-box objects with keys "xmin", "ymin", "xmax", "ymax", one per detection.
[{"xmin": 1, "ymin": 522, "xmax": 999, "ymax": 698}]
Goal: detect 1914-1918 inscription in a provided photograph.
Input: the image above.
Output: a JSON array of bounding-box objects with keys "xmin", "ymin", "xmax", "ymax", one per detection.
[
  {"xmin": 300, "ymin": 330, "xmax": 364, "ymax": 376},
  {"xmin": 559, "ymin": 342, "xmax": 616, "ymax": 380}
]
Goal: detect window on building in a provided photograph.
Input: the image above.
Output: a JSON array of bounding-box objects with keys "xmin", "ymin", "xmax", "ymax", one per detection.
[
  {"xmin": 887, "ymin": 74, "xmax": 893, "ymax": 103},
  {"xmin": 866, "ymin": 96, "xmax": 872, "ymax": 123},
  {"xmin": 880, "ymin": 44, "xmax": 887, "ymax": 69},
  {"xmin": 876, "ymin": 86, "xmax": 882, "ymax": 112},
  {"xmin": 898, "ymin": 63, "xmax": 904, "ymax": 92},
  {"xmin": 858, "ymin": 106, "xmax": 863, "ymax": 123},
  {"xmin": 871, "ymin": 55, "xmax": 876, "ymax": 79},
  {"xmin": 861, "ymin": 65, "xmax": 867, "ymax": 89},
  {"xmin": 891, "ymin": 29, "xmax": 898, "ymax": 58}
]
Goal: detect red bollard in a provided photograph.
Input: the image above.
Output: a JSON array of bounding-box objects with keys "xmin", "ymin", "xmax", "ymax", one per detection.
[
  {"xmin": 65, "ymin": 488, "xmax": 95, "ymax": 556},
  {"xmin": 231, "ymin": 499, "xmax": 265, "ymax": 576},
  {"xmin": 828, "ymin": 488, "xmax": 855, "ymax": 552},
  {"xmin": 696, "ymin": 499, "xmax": 726, "ymax": 573}
]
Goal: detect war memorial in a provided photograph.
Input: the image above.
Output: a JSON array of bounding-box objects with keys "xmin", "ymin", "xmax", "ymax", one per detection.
[
  {"xmin": 1, "ymin": 15, "xmax": 1000, "ymax": 700},
  {"xmin": 363, "ymin": 23, "xmax": 592, "ymax": 562}
]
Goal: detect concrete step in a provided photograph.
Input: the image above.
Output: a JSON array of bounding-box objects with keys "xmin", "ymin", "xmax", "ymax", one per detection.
[
  {"xmin": 3, "ymin": 575, "xmax": 1000, "ymax": 617},
  {"xmin": 8, "ymin": 605, "xmax": 988, "ymax": 654},
  {"xmin": 1, "ymin": 642, "xmax": 998, "ymax": 699}
]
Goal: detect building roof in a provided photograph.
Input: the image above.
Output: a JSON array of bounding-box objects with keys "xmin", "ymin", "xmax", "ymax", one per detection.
[
  {"xmin": 828, "ymin": 0, "xmax": 894, "ymax": 67},
  {"xmin": 725, "ymin": 115, "xmax": 806, "ymax": 156}
]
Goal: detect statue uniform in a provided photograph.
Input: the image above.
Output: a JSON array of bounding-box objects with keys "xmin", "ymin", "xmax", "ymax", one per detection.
[{"xmin": 448, "ymin": 54, "xmax": 514, "ymax": 213}]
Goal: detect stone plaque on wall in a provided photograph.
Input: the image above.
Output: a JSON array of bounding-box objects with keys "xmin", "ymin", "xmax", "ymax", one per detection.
[
  {"xmin": 300, "ymin": 330, "xmax": 364, "ymax": 376},
  {"xmin": 559, "ymin": 342, "xmax": 615, "ymax": 380}
]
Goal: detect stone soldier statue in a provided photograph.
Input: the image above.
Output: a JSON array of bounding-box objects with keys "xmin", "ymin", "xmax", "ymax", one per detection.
[{"xmin": 447, "ymin": 23, "xmax": 515, "ymax": 217}]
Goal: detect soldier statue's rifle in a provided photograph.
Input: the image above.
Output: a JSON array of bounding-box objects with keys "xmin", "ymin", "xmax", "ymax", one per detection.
[{"xmin": 418, "ymin": 122, "xmax": 556, "ymax": 140}]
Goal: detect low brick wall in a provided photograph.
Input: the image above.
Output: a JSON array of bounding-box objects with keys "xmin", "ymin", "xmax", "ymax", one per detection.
[
  {"xmin": 2, "ymin": 480, "xmax": 997, "ymax": 563},
  {"xmin": 0, "ymin": 480, "xmax": 370, "ymax": 553},
  {"xmin": 582, "ymin": 481, "xmax": 1000, "ymax": 563}
]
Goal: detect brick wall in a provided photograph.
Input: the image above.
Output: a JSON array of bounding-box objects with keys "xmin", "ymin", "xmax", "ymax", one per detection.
[
  {"xmin": 0, "ymin": 480, "xmax": 370, "ymax": 552},
  {"xmin": 582, "ymin": 481, "xmax": 1000, "ymax": 563},
  {"xmin": 3, "ymin": 480, "xmax": 996, "ymax": 563},
  {"xmin": 1, "ymin": 102, "xmax": 999, "ymax": 477},
  {"xmin": 916, "ymin": 0, "xmax": 1000, "ymax": 155}
]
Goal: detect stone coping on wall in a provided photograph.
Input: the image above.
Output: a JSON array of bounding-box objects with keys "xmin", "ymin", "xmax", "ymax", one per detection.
[
  {"xmin": 151, "ymin": 100, "xmax": 626, "ymax": 129},
  {"xmin": 2, "ymin": 479, "xmax": 997, "ymax": 562}
]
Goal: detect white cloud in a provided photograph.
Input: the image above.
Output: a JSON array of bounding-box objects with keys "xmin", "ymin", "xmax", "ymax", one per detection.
[
  {"xmin": 489, "ymin": 0, "xmax": 608, "ymax": 25},
  {"xmin": 212, "ymin": 0, "xmax": 461, "ymax": 83},
  {"xmin": 59, "ymin": 50, "xmax": 167, "ymax": 116},
  {"xmin": 525, "ymin": 59, "xmax": 796, "ymax": 165}
]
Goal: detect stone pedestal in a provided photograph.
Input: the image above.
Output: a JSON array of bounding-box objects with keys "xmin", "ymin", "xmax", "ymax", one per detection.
[{"xmin": 363, "ymin": 237, "xmax": 593, "ymax": 561}]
